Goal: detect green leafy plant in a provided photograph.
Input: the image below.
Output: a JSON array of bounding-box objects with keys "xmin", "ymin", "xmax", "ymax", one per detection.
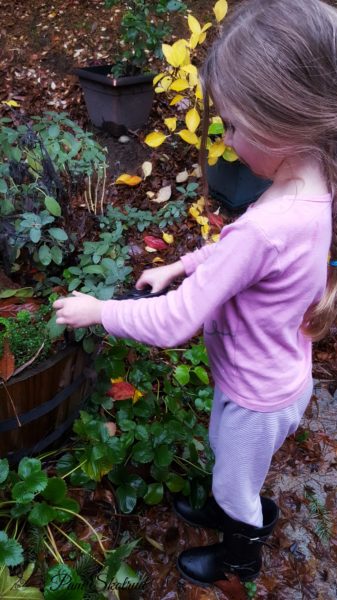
[
  {"xmin": 0, "ymin": 111, "xmax": 107, "ymax": 288},
  {"xmin": 56, "ymin": 337, "xmax": 214, "ymax": 514},
  {"xmin": 104, "ymin": 0, "xmax": 186, "ymax": 77}
]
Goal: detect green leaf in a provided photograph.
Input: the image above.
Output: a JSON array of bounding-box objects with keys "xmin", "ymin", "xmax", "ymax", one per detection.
[
  {"xmin": 48, "ymin": 227, "xmax": 68, "ymax": 241},
  {"xmin": 50, "ymin": 246, "xmax": 63, "ymax": 265},
  {"xmin": 104, "ymin": 540, "xmax": 139, "ymax": 581},
  {"xmin": 154, "ymin": 444, "xmax": 174, "ymax": 468},
  {"xmin": 0, "ymin": 566, "xmax": 43, "ymax": 598},
  {"xmin": 165, "ymin": 473, "xmax": 185, "ymax": 493},
  {"xmin": 143, "ymin": 483, "xmax": 164, "ymax": 505},
  {"xmin": 193, "ymin": 366, "xmax": 209, "ymax": 384},
  {"xmin": 45, "ymin": 196, "xmax": 62, "ymax": 217},
  {"xmin": 174, "ymin": 364, "xmax": 190, "ymax": 385},
  {"xmin": 18, "ymin": 458, "xmax": 42, "ymax": 480},
  {"xmin": 53, "ymin": 497, "xmax": 80, "ymax": 522},
  {"xmin": 132, "ymin": 441, "xmax": 154, "ymax": 464},
  {"xmin": 28, "ymin": 502, "xmax": 57, "ymax": 526},
  {"xmin": 41, "ymin": 477, "xmax": 67, "ymax": 503},
  {"xmin": 0, "ymin": 178, "xmax": 8, "ymax": 194},
  {"xmin": 48, "ymin": 124, "xmax": 60, "ymax": 139},
  {"xmin": 44, "ymin": 564, "xmax": 84, "ymax": 600},
  {"xmin": 38, "ymin": 244, "xmax": 52, "ymax": 266},
  {"xmin": 0, "ymin": 531, "xmax": 24, "ymax": 566},
  {"xmin": 0, "ymin": 458, "xmax": 9, "ymax": 484},
  {"xmin": 190, "ymin": 479, "xmax": 209, "ymax": 510},
  {"xmin": 116, "ymin": 484, "xmax": 137, "ymax": 513},
  {"xmin": 29, "ymin": 227, "xmax": 41, "ymax": 243},
  {"xmin": 46, "ymin": 314, "xmax": 66, "ymax": 340}
]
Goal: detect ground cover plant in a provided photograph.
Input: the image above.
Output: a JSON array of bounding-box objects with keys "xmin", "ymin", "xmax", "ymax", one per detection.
[{"xmin": 1, "ymin": 1, "xmax": 337, "ymax": 599}]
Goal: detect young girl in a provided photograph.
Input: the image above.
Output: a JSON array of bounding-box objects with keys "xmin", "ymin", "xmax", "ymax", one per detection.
[{"xmin": 54, "ymin": 0, "xmax": 337, "ymax": 587}]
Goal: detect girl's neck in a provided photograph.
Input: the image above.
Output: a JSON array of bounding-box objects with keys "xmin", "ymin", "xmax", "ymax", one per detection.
[{"xmin": 258, "ymin": 155, "xmax": 329, "ymax": 203}]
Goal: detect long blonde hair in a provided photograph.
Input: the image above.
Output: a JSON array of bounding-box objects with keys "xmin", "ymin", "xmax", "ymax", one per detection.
[{"xmin": 200, "ymin": 0, "xmax": 337, "ymax": 340}]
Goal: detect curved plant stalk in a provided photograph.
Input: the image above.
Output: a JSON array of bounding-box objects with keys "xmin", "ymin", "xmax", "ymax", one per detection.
[
  {"xmin": 60, "ymin": 459, "xmax": 87, "ymax": 480},
  {"xmin": 46, "ymin": 525, "xmax": 64, "ymax": 563},
  {"xmin": 51, "ymin": 522, "xmax": 104, "ymax": 567},
  {"xmin": 52, "ymin": 506, "xmax": 106, "ymax": 555},
  {"xmin": 173, "ymin": 455, "xmax": 212, "ymax": 476}
]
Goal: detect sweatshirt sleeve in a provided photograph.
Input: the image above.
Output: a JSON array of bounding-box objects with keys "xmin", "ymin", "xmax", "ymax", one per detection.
[
  {"xmin": 101, "ymin": 219, "xmax": 280, "ymax": 348},
  {"xmin": 180, "ymin": 242, "xmax": 219, "ymax": 275}
]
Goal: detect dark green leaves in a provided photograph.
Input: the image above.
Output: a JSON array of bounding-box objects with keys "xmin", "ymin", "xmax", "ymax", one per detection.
[
  {"xmin": 0, "ymin": 531, "xmax": 24, "ymax": 566},
  {"xmin": 0, "ymin": 459, "xmax": 9, "ymax": 484}
]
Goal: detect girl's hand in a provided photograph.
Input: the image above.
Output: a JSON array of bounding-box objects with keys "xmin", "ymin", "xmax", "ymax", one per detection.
[
  {"xmin": 53, "ymin": 291, "xmax": 103, "ymax": 328},
  {"xmin": 135, "ymin": 260, "xmax": 185, "ymax": 293}
]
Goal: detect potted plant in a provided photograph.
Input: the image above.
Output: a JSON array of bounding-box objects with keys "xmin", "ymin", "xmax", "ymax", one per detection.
[
  {"xmin": 73, "ymin": 0, "xmax": 186, "ymax": 135},
  {"xmin": 144, "ymin": 1, "xmax": 272, "ymax": 212},
  {"xmin": 0, "ymin": 109, "xmax": 110, "ymax": 462}
]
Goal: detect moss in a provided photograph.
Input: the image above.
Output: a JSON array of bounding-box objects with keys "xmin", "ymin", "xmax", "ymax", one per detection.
[{"xmin": 0, "ymin": 306, "xmax": 52, "ymax": 368}]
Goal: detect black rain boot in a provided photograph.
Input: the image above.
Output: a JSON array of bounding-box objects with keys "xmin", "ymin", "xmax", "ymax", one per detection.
[
  {"xmin": 174, "ymin": 494, "xmax": 272, "ymax": 531},
  {"xmin": 177, "ymin": 497, "xmax": 278, "ymax": 585}
]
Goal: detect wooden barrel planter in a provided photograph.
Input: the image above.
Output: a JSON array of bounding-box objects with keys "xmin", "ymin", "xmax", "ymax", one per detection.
[{"xmin": 0, "ymin": 345, "xmax": 93, "ymax": 465}]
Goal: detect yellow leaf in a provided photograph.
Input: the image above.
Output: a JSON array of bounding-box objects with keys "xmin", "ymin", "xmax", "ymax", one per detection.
[
  {"xmin": 170, "ymin": 78, "xmax": 190, "ymax": 92},
  {"xmin": 199, "ymin": 32, "xmax": 207, "ymax": 45},
  {"xmin": 213, "ymin": 0, "xmax": 228, "ymax": 22},
  {"xmin": 188, "ymin": 14, "xmax": 201, "ymax": 35},
  {"xmin": 208, "ymin": 156, "xmax": 218, "ymax": 166},
  {"xmin": 111, "ymin": 377, "xmax": 123, "ymax": 384},
  {"xmin": 189, "ymin": 33, "xmax": 200, "ymax": 50},
  {"xmin": 201, "ymin": 22, "xmax": 212, "ymax": 33},
  {"xmin": 195, "ymin": 83, "xmax": 203, "ymax": 99},
  {"xmin": 163, "ymin": 233, "xmax": 174, "ymax": 244},
  {"xmin": 222, "ymin": 147, "xmax": 239, "ymax": 162},
  {"xmin": 170, "ymin": 94, "xmax": 184, "ymax": 106},
  {"xmin": 132, "ymin": 389, "xmax": 144, "ymax": 404},
  {"xmin": 115, "ymin": 174, "xmax": 142, "ymax": 186},
  {"xmin": 186, "ymin": 108, "xmax": 200, "ymax": 133},
  {"xmin": 145, "ymin": 131, "xmax": 167, "ymax": 148},
  {"xmin": 181, "ymin": 64, "xmax": 198, "ymax": 76},
  {"xmin": 152, "ymin": 257, "xmax": 165, "ymax": 263},
  {"xmin": 212, "ymin": 234, "xmax": 220, "ymax": 242},
  {"xmin": 162, "ymin": 40, "xmax": 189, "ymax": 67},
  {"xmin": 196, "ymin": 196, "xmax": 205, "ymax": 211},
  {"xmin": 189, "ymin": 206, "xmax": 201, "ymax": 219},
  {"xmin": 196, "ymin": 215, "xmax": 209, "ymax": 225},
  {"xmin": 201, "ymin": 223, "xmax": 210, "ymax": 240},
  {"xmin": 153, "ymin": 73, "xmax": 165, "ymax": 85},
  {"xmin": 2, "ymin": 100, "xmax": 20, "ymax": 107},
  {"xmin": 142, "ymin": 161, "xmax": 152, "ymax": 178},
  {"xmin": 164, "ymin": 117, "xmax": 177, "ymax": 132},
  {"xmin": 208, "ymin": 139, "xmax": 226, "ymax": 159},
  {"xmin": 155, "ymin": 75, "xmax": 172, "ymax": 92},
  {"xmin": 177, "ymin": 129, "xmax": 199, "ymax": 145},
  {"xmin": 146, "ymin": 191, "xmax": 155, "ymax": 198}
]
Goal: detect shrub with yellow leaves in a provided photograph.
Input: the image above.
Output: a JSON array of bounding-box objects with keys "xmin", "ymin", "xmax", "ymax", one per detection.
[{"xmin": 145, "ymin": 0, "xmax": 237, "ymax": 165}]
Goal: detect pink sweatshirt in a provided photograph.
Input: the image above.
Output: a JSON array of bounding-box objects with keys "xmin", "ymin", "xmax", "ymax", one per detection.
[{"xmin": 101, "ymin": 193, "xmax": 332, "ymax": 412}]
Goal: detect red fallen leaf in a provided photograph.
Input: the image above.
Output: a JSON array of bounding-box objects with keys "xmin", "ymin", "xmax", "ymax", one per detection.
[
  {"xmin": 107, "ymin": 381, "xmax": 136, "ymax": 400},
  {"xmin": 207, "ymin": 212, "xmax": 224, "ymax": 229},
  {"xmin": 0, "ymin": 338, "xmax": 15, "ymax": 381},
  {"xmin": 144, "ymin": 236, "xmax": 168, "ymax": 251}
]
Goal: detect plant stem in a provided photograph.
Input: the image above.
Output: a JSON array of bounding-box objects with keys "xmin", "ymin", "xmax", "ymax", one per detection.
[
  {"xmin": 47, "ymin": 525, "xmax": 64, "ymax": 563},
  {"xmin": 173, "ymin": 456, "xmax": 211, "ymax": 476},
  {"xmin": 43, "ymin": 538, "xmax": 60, "ymax": 563},
  {"xmin": 51, "ymin": 506, "xmax": 107, "ymax": 555},
  {"xmin": 60, "ymin": 459, "xmax": 87, "ymax": 480},
  {"xmin": 51, "ymin": 522, "xmax": 104, "ymax": 567}
]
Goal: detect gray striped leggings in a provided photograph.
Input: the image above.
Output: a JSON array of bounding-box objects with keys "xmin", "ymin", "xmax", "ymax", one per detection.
[{"xmin": 209, "ymin": 378, "xmax": 313, "ymax": 527}]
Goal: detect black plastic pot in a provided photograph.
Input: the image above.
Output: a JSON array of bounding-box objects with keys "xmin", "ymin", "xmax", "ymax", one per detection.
[
  {"xmin": 73, "ymin": 65, "xmax": 155, "ymax": 135},
  {"xmin": 207, "ymin": 158, "xmax": 272, "ymax": 213}
]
